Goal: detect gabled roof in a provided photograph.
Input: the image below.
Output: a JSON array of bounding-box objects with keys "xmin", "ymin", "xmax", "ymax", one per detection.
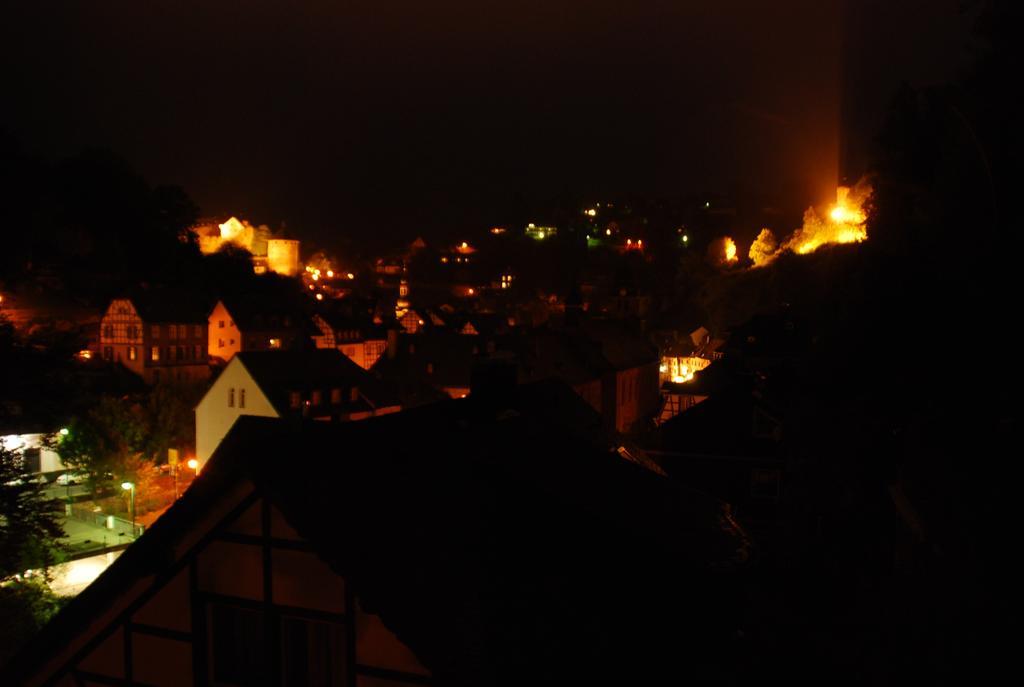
[
  {"xmin": 4, "ymin": 381, "xmax": 749, "ymax": 685},
  {"xmin": 236, "ymin": 349, "xmax": 398, "ymax": 414},
  {"xmin": 117, "ymin": 289, "xmax": 209, "ymax": 324},
  {"xmin": 371, "ymin": 332, "xmax": 480, "ymax": 390},
  {"xmin": 217, "ymin": 297, "xmax": 311, "ymax": 334}
]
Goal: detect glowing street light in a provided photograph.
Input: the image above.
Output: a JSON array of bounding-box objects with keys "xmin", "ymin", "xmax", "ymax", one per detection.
[
  {"xmin": 121, "ymin": 482, "xmax": 136, "ymax": 537},
  {"xmin": 187, "ymin": 458, "xmax": 199, "ymax": 476}
]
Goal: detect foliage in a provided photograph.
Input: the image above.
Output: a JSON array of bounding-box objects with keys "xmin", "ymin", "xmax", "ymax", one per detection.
[
  {"xmin": 0, "ymin": 445, "xmax": 65, "ymax": 580},
  {"xmin": 0, "ymin": 578, "xmax": 68, "ymax": 667},
  {"xmin": 52, "ymin": 396, "xmax": 147, "ymax": 488}
]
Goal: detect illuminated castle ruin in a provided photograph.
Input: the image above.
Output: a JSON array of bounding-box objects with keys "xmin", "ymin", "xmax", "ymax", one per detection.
[{"xmin": 191, "ymin": 217, "xmax": 301, "ymax": 277}]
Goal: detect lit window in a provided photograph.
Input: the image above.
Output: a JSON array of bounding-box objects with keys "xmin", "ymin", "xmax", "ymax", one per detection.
[
  {"xmin": 228, "ymin": 388, "xmax": 235, "ymax": 407},
  {"xmin": 151, "ymin": 346, "xmax": 160, "ymax": 361},
  {"xmin": 269, "ymin": 338, "xmax": 282, "ymax": 349},
  {"xmin": 239, "ymin": 389, "xmax": 246, "ymax": 409},
  {"xmin": 129, "ymin": 346, "xmax": 137, "ymax": 361}
]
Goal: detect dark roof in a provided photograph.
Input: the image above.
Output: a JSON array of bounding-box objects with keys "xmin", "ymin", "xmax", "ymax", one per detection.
[
  {"xmin": 218, "ymin": 296, "xmax": 312, "ymax": 334},
  {"xmin": 578, "ymin": 319, "xmax": 659, "ymax": 370},
  {"xmin": 237, "ymin": 349, "xmax": 398, "ymax": 414},
  {"xmin": 4, "ymin": 382, "xmax": 748, "ymax": 685},
  {"xmin": 123, "ymin": 289, "xmax": 209, "ymax": 324},
  {"xmin": 371, "ymin": 332, "xmax": 480, "ymax": 390},
  {"xmin": 653, "ymin": 384, "xmax": 782, "ymax": 460}
]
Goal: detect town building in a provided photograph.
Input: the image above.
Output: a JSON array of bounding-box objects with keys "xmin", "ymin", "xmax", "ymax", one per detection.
[
  {"xmin": 194, "ymin": 350, "xmax": 400, "ymax": 466},
  {"xmin": 311, "ymin": 313, "xmax": 388, "ymax": 370},
  {"xmin": 98, "ymin": 293, "xmax": 210, "ymax": 385},
  {"xmin": 208, "ymin": 299, "xmax": 311, "ymax": 362},
  {"xmin": 4, "ymin": 381, "xmax": 748, "ymax": 686}
]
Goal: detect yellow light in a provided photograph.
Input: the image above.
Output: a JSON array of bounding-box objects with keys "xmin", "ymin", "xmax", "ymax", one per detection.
[
  {"xmin": 312, "ymin": 274, "xmax": 319, "ymax": 281},
  {"xmin": 59, "ymin": 428, "xmax": 69, "ymax": 436},
  {"xmin": 326, "ymin": 270, "xmax": 334, "ymax": 278},
  {"xmin": 315, "ymin": 293, "xmax": 324, "ymax": 301},
  {"xmin": 468, "ymin": 288, "xmax": 475, "ymax": 295},
  {"xmin": 606, "ymin": 229, "xmax": 612, "ymax": 236},
  {"xmin": 121, "ymin": 482, "xmax": 133, "ymax": 491},
  {"xmin": 461, "ymin": 241, "xmax": 468, "ymax": 249},
  {"xmin": 308, "ymin": 284, "xmax": 315, "ymax": 290},
  {"xmin": 347, "ymin": 273, "xmax": 354, "ymax": 280}
]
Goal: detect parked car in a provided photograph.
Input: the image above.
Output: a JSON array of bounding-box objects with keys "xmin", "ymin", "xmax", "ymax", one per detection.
[{"xmin": 56, "ymin": 471, "xmax": 87, "ymax": 486}]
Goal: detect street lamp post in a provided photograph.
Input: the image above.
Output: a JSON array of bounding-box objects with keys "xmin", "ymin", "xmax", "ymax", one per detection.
[
  {"xmin": 121, "ymin": 482, "xmax": 136, "ymax": 537},
  {"xmin": 187, "ymin": 458, "xmax": 199, "ymax": 477}
]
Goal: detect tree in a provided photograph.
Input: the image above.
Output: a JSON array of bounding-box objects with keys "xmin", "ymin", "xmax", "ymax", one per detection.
[
  {"xmin": 0, "ymin": 444, "xmax": 64, "ymax": 580},
  {"xmin": 53, "ymin": 396, "xmax": 147, "ymax": 490}
]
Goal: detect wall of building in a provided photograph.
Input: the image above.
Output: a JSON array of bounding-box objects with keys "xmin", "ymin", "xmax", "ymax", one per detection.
[
  {"xmin": 1, "ymin": 432, "xmax": 66, "ymax": 474},
  {"xmin": 195, "ymin": 359, "xmax": 278, "ymax": 465},
  {"xmin": 267, "ymin": 239, "xmax": 300, "ymax": 277},
  {"xmin": 208, "ymin": 301, "xmax": 242, "ymax": 361},
  {"xmin": 27, "ymin": 488, "xmax": 431, "ymax": 687}
]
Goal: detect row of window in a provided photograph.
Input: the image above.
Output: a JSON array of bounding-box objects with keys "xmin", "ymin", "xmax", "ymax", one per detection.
[
  {"xmin": 228, "ymin": 388, "xmax": 247, "ymax": 409},
  {"xmin": 101, "ymin": 323, "xmax": 204, "ymax": 340},
  {"xmin": 287, "ymin": 388, "xmax": 357, "ymax": 409},
  {"xmin": 104, "ymin": 345, "xmax": 205, "ymax": 363}
]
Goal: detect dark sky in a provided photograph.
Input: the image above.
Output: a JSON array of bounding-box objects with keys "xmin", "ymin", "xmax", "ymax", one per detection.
[{"xmin": 2, "ymin": 1, "xmax": 974, "ymax": 250}]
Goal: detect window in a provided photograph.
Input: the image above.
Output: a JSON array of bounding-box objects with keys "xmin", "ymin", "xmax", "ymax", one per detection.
[
  {"xmin": 195, "ymin": 345, "xmax": 203, "ymax": 360},
  {"xmin": 311, "ymin": 390, "xmax": 322, "ymax": 406},
  {"xmin": 127, "ymin": 325, "xmax": 139, "ymax": 340},
  {"xmin": 177, "ymin": 345, "xmax": 185, "ymax": 361},
  {"xmin": 228, "ymin": 388, "xmax": 235, "ymax": 408},
  {"xmin": 195, "ymin": 325, "xmax": 204, "ymax": 337},
  {"xmin": 330, "ymin": 388, "xmax": 342, "ymax": 404},
  {"xmin": 269, "ymin": 338, "xmax": 282, "ymax": 349},
  {"xmin": 129, "ymin": 346, "xmax": 137, "ymax": 361},
  {"xmin": 169, "ymin": 324, "xmax": 177, "ymax": 339},
  {"xmin": 280, "ymin": 615, "xmax": 347, "ymax": 687},
  {"xmin": 210, "ymin": 604, "xmax": 265, "ymax": 686},
  {"xmin": 152, "ymin": 325, "xmax": 161, "ymax": 338},
  {"xmin": 151, "ymin": 346, "xmax": 160, "ymax": 362},
  {"xmin": 103, "ymin": 346, "xmax": 113, "ymax": 361},
  {"xmin": 289, "ymin": 392, "xmax": 301, "ymax": 409},
  {"xmin": 239, "ymin": 389, "xmax": 246, "ymax": 409},
  {"xmin": 207, "ymin": 604, "xmax": 346, "ymax": 687},
  {"xmin": 219, "ymin": 320, "xmax": 225, "ymax": 329},
  {"xmin": 219, "ymin": 339, "xmax": 225, "ymax": 349},
  {"xmin": 102, "ymin": 324, "xmax": 114, "ymax": 338}
]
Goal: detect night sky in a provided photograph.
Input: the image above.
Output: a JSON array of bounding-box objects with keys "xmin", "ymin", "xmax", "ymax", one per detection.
[{"xmin": 2, "ymin": 1, "xmax": 973, "ymax": 250}]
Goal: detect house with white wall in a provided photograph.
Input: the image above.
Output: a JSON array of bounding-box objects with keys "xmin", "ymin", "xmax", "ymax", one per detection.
[{"xmin": 195, "ymin": 350, "xmax": 400, "ymax": 466}]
